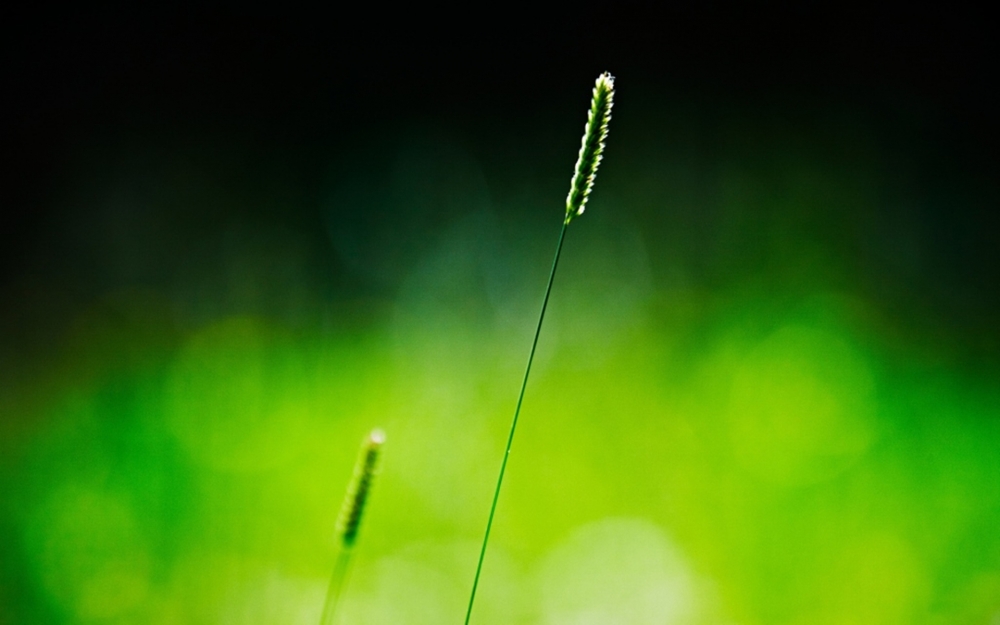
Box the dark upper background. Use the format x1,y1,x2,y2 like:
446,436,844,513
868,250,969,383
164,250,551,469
2,7,998,361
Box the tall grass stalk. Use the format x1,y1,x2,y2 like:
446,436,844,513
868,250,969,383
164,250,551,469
463,72,615,625
320,428,385,625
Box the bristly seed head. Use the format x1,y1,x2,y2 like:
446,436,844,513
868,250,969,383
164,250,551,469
336,429,385,548
565,72,615,223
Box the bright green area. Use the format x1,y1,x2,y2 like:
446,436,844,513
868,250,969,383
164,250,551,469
2,109,999,624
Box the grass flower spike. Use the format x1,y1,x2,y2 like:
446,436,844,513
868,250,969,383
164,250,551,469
320,428,385,625
464,73,616,625
565,72,615,223
336,428,385,547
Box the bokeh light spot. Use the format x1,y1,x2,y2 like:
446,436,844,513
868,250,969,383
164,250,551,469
29,486,150,620
165,316,314,472
537,517,706,625
727,324,876,484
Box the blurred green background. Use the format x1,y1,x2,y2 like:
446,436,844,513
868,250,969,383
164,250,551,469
2,9,999,624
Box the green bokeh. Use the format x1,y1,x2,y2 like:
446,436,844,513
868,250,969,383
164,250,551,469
2,96,999,625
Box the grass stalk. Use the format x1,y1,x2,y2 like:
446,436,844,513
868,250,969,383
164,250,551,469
320,428,385,625
463,72,615,625
319,548,353,625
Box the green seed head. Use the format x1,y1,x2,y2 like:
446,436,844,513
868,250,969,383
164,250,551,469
565,72,615,223
335,428,385,547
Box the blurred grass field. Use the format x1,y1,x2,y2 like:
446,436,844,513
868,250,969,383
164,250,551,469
2,90,999,624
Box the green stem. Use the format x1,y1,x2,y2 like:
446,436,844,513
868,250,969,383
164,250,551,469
463,219,570,625
320,546,353,625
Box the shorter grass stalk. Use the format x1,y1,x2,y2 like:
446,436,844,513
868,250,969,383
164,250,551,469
320,428,385,625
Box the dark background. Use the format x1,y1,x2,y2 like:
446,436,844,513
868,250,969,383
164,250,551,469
4,8,998,302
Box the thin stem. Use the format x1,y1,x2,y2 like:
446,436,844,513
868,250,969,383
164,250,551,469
464,219,570,625
320,547,354,625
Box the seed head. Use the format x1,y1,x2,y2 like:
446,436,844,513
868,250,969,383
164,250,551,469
335,429,385,547
565,72,615,223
